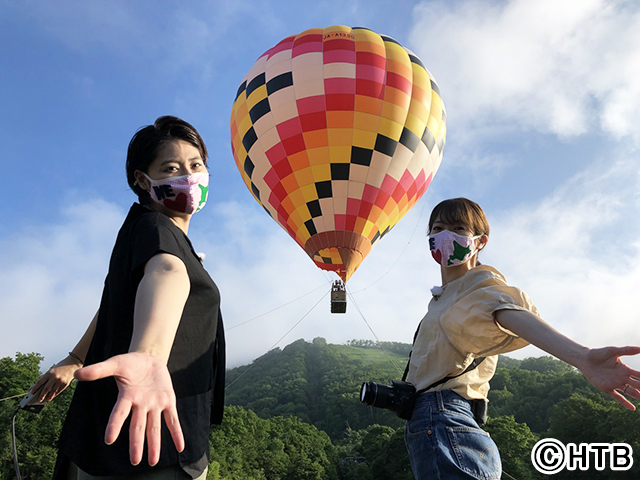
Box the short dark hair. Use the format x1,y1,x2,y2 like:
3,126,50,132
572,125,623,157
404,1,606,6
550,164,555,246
126,116,208,204
428,198,490,237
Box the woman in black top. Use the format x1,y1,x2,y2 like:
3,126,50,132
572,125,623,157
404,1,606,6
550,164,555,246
31,116,225,479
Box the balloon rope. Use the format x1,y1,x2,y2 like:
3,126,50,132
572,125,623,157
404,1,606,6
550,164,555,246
226,282,330,330
0,392,28,403
350,194,431,294
225,288,329,391
347,286,403,376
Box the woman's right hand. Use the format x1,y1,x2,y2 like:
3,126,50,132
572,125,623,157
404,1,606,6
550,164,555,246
30,354,83,402
74,351,184,467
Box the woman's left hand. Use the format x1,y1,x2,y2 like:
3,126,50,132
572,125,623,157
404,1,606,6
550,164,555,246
74,352,185,467
31,355,82,402
578,346,640,411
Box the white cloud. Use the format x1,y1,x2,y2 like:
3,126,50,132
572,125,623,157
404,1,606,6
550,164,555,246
484,149,640,367
4,149,638,374
411,0,640,142
0,199,124,368
1,162,637,392
0,192,429,372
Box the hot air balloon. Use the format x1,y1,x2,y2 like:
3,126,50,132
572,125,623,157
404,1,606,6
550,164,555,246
230,25,446,288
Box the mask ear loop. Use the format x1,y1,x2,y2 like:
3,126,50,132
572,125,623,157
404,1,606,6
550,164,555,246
133,172,153,192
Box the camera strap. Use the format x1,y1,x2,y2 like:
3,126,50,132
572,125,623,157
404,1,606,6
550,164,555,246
401,322,486,391
421,356,486,393
401,321,423,382
402,353,485,388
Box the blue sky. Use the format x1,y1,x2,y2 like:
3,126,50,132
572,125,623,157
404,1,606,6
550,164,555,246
1,0,639,372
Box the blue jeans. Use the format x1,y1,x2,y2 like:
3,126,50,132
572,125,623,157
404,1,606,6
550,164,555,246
404,390,501,480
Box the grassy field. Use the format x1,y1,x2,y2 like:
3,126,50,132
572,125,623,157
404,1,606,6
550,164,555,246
332,344,408,374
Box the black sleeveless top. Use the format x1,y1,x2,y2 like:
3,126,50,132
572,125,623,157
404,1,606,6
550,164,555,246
55,203,225,478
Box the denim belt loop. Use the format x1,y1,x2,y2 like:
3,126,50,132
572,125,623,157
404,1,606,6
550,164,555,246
436,390,445,411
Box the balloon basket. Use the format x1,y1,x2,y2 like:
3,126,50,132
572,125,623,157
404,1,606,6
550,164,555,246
331,280,347,314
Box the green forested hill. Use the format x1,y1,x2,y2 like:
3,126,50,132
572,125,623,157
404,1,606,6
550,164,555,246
223,338,640,479
3,343,640,479
225,338,410,440
224,337,599,440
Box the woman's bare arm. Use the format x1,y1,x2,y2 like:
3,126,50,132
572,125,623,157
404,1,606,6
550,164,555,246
495,309,640,411
31,309,99,402
75,253,189,466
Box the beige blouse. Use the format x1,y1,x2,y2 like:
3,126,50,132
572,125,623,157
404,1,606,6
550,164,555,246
406,265,538,400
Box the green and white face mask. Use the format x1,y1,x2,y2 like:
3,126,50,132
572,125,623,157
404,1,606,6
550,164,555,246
428,230,481,267
144,172,209,214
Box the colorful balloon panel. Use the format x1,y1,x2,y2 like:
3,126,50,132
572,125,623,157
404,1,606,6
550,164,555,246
230,26,446,282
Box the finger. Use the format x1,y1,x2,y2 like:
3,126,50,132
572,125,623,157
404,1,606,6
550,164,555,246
31,380,49,402
622,385,640,401
129,406,147,466
75,357,120,382
163,407,185,453
31,377,46,394
146,410,162,466
49,381,71,402
625,367,640,381
615,346,640,357
45,386,59,403
628,377,640,390
105,398,133,445
612,390,636,411
42,380,62,402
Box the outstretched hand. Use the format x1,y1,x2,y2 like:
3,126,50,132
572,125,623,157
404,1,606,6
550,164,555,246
74,352,184,466
31,355,82,402
578,346,640,411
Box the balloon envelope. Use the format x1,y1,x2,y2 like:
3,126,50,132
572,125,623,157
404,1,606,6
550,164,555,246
230,26,446,282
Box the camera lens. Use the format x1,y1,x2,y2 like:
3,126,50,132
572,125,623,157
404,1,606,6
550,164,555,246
359,380,417,420
360,382,377,404
360,381,395,408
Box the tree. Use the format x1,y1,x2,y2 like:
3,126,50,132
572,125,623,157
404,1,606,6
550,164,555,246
488,361,598,433
519,355,574,375
268,416,338,480
545,393,640,480
208,406,272,479
335,428,370,480
336,425,413,480
208,406,338,480
485,415,538,480
4,345,635,480
0,352,74,480
224,338,406,440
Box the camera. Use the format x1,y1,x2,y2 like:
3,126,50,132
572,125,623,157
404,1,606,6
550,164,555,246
471,398,488,427
18,385,48,414
359,380,416,420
